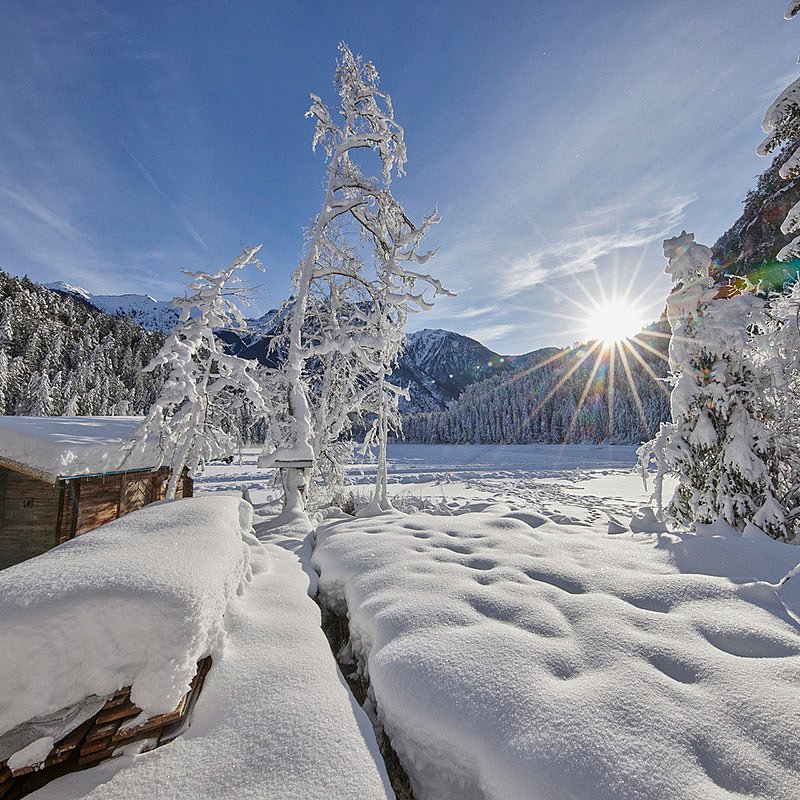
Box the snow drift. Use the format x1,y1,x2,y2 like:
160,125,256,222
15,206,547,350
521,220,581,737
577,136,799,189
27,525,394,800
313,509,800,800
0,496,255,737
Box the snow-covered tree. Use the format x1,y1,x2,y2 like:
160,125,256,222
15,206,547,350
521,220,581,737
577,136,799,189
357,301,407,515
131,246,268,499
638,233,787,539
260,43,452,513
757,280,800,538
759,3,800,260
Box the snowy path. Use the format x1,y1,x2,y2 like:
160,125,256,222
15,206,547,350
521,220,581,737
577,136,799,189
29,521,393,800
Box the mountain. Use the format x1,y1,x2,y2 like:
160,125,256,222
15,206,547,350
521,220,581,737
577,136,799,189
4,270,671,444
395,329,518,412
402,322,671,445
46,281,285,338
45,282,181,333
216,324,526,413
44,282,519,412
712,147,800,289
35,282,628,418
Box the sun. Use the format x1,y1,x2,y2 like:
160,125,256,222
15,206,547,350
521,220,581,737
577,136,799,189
585,300,644,344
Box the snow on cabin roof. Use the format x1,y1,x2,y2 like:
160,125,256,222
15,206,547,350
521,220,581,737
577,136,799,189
0,416,163,484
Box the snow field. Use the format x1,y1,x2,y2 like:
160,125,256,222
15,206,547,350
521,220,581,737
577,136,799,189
313,509,800,800
30,525,394,800
0,495,254,738
340,443,669,525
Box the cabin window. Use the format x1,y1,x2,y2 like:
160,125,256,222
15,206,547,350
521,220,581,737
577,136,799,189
23,498,34,508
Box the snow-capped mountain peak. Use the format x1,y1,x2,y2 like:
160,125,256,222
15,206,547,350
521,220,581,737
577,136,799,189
45,284,181,333
44,281,92,302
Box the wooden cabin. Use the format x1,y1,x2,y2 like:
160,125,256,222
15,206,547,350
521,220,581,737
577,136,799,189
0,416,192,570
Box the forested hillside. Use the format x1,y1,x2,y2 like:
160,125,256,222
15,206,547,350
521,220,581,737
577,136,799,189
402,325,671,445
712,146,800,287
0,271,165,416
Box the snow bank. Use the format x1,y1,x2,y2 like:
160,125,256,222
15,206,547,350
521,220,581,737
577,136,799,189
29,532,393,800
0,496,254,737
0,416,163,482
313,510,800,800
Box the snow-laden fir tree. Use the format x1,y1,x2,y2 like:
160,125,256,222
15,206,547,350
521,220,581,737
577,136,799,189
757,281,800,539
259,43,452,514
638,232,787,539
131,246,268,499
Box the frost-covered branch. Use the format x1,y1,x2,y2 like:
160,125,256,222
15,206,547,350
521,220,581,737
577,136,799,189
132,246,269,499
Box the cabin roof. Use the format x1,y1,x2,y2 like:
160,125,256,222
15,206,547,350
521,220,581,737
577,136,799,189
0,417,164,484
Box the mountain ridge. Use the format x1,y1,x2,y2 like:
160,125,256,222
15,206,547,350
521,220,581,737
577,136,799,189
45,281,182,333
44,281,561,413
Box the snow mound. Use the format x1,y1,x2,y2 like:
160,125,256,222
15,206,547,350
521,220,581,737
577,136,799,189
28,530,392,800
313,510,800,800
0,496,255,737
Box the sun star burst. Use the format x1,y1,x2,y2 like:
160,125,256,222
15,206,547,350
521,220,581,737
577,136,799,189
585,300,645,345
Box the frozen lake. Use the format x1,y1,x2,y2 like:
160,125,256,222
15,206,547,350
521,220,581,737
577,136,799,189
344,443,652,525
381,443,639,474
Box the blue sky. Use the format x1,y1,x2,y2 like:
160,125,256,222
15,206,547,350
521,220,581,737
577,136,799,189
1,1,797,353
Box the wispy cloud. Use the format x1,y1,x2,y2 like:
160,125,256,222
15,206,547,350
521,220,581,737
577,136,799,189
466,323,521,344
446,304,501,320
0,184,86,244
121,141,209,250
497,195,695,298
128,50,163,62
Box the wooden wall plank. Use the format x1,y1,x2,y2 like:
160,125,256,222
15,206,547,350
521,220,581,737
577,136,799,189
1,465,192,569
0,469,7,533
0,472,60,569
76,475,122,536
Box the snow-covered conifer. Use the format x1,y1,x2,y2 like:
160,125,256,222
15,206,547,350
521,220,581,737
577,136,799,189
0,351,8,415
756,280,800,538
759,5,800,259
638,233,787,539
